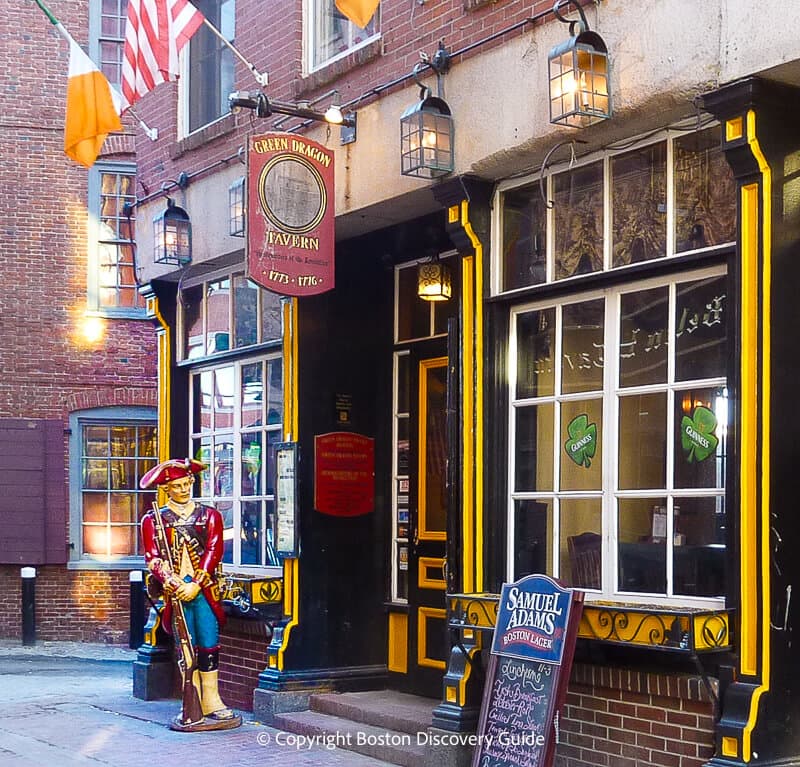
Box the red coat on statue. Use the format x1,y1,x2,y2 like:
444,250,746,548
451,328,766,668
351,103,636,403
141,503,227,631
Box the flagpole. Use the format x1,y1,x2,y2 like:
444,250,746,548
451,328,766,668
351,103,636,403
31,0,158,141
202,17,268,87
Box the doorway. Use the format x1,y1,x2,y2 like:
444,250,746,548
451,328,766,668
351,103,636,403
405,341,449,697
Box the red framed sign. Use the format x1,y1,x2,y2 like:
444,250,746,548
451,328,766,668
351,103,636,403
247,133,335,296
314,432,375,517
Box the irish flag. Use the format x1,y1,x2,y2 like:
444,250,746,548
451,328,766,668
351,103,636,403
63,30,123,168
335,0,379,29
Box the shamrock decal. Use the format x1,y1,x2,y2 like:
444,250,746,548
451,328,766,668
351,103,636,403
565,414,597,468
681,405,718,463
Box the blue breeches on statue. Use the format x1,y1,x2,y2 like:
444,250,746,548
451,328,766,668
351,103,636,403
181,575,219,649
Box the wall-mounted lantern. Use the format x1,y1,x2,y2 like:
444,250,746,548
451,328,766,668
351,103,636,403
229,176,245,237
400,44,454,179
548,0,611,127
417,255,452,301
153,198,192,266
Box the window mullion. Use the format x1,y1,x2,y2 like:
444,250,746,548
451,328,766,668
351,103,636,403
604,290,619,595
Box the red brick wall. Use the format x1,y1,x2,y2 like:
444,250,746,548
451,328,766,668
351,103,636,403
1,2,156,642
0,566,133,643
218,620,271,711
556,663,716,767
134,0,561,190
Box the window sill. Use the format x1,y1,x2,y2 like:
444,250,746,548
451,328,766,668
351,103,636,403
172,113,237,159
68,557,145,571
86,308,149,321
298,37,382,96
448,592,732,654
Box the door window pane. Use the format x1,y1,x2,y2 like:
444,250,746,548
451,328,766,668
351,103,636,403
553,160,603,280
611,141,667,267
618,392,667,490
561,299,604,394
619,287,669,387
560,399,602,491
516,308,555,399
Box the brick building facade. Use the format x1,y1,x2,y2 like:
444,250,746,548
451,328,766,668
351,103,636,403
94,0,800,765
0,0,157,643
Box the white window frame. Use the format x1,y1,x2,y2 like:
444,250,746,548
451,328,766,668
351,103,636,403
304,0,380,74
89,0,127,88
491,121,736,297
189,354,283,575
87,162,144,318
507,264,727,609
179,0,236,138
68,406,157,569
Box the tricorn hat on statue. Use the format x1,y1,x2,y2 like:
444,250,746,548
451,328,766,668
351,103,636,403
139,458,207,489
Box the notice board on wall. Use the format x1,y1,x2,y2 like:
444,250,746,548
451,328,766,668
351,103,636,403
471,575,584,767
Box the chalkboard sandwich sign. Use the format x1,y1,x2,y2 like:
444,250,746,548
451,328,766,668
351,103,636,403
472,574,584,767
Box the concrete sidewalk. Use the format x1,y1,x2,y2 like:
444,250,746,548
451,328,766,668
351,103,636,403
0,641,394,767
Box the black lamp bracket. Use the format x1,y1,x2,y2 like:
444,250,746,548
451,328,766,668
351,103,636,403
412,42,452,100
539,138,588,209
553,0,590,35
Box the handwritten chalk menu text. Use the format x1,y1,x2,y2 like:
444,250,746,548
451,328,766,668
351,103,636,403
472,575,583,767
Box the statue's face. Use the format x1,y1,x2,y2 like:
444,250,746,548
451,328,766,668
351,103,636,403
165,476,194,504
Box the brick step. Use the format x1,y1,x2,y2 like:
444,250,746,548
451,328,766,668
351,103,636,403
309,690,437,736
272,709,427,767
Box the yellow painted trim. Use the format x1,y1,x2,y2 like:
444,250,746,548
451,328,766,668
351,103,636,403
448,204,460,224
388,612,408,673
726,117,744,142
151,297,171,462
461,255,475,592
417,607,448,669
277,298,300,671
461,200,484,592
740,108,772,764
418,556,447,590
739,182,759,676
722,736,739,758
418,356,448,542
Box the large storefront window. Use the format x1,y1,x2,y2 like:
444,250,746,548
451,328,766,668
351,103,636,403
190,355,283,569
497,124,736,293
509,268,727,605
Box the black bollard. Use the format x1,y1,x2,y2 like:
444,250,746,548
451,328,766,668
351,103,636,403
21,567,36,646
129,570,145,649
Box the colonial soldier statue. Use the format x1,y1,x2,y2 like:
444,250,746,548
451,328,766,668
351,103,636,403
140,458,241,731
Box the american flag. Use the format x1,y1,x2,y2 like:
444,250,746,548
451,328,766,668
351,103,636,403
120,0,205,111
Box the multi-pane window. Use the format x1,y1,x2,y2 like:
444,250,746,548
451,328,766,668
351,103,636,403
509,267,727,605
187,0,235,133
89,165,143,313
497,125,736,293
190,356,283,568
307,0,379,72
180,271,283,361
92,0,128,87
77,417,157,560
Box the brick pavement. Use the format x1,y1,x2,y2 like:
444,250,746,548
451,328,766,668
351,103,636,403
0,642,393,767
